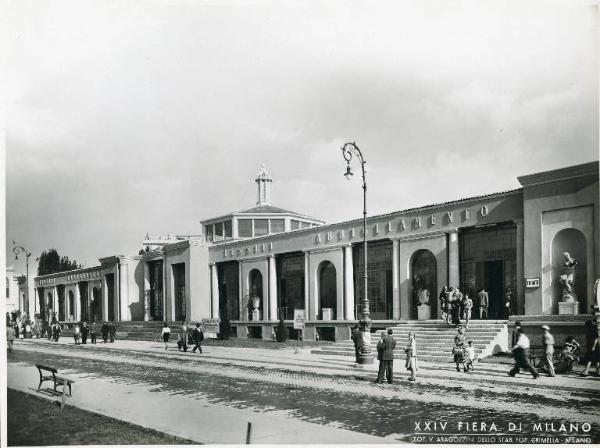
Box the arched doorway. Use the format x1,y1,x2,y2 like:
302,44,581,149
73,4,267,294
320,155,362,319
68,290,74,321
79,283,89,321
318,261,337,320
552,228,587,313
248,269,263,320
411,249,437,319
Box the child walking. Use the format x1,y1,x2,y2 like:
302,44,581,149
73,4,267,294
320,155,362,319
405,332,417,381
161,322,171,350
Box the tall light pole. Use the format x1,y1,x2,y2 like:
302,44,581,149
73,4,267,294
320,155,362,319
13,242,32,316
341,142,373,364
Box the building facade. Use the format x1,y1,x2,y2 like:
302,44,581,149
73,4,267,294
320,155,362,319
30,161,599,341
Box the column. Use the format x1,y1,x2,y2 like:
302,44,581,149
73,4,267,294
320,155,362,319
238,262,244,320
515,219,524,315
268,256,277,321
392,238,400,319
304,251,310,318
211,264,220,319
52,286,58,320
447,230,459,287
344,245,355,320
119,260,130,321
74,285,81,321
143,262,151,321
102,275,109,321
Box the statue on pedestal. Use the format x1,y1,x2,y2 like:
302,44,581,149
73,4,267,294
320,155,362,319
559,252,578,303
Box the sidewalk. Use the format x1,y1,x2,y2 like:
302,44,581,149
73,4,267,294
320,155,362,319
14,338,600,395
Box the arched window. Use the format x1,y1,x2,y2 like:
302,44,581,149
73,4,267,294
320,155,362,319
552,228,587,313
318,261,337,320
411,249,437,319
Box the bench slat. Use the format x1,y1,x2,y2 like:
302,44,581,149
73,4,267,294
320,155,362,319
35,364,58,373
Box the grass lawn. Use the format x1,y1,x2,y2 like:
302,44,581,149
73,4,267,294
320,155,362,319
7,388,195,446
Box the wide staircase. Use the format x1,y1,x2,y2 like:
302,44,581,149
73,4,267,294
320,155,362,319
59,321,183,341
311,320,508,363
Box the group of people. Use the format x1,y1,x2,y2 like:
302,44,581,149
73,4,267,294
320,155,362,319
439,286,475,327
71,321,117,344
439,286,515,327
507,320,600,379
161,321,205,353
452,327,478,372
351,325,417,383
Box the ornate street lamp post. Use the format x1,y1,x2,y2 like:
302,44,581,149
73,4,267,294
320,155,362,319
12,242,32,315
341,142,374,364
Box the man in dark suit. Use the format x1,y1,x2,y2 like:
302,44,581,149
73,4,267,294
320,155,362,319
351,325,362,364
477,288,489,319
382,328,397,383
192,323,204,353
101,322,109,343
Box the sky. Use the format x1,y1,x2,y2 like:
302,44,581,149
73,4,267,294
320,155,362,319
2,0,598,273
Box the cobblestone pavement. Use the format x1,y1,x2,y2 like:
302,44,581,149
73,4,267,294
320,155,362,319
7,340,600,444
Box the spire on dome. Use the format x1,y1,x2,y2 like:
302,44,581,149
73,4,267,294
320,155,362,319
255,164,272,206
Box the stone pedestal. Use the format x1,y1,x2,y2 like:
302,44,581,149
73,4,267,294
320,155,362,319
252,310,261,321
335,325,351,342
261,325,275,341
302,326,316,341
322,308,334,321
417,305,431,320
558,301,579,315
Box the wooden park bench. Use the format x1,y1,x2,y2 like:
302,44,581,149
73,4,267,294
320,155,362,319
35,363,75,409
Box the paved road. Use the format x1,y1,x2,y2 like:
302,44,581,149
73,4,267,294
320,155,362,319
7,341,600,444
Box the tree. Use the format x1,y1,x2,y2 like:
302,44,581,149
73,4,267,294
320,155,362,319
37,249,82,276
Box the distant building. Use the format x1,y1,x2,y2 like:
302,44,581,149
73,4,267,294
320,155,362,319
201,165,324,243
31,161,599,342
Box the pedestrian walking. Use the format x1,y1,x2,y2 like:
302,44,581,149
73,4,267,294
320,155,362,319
462,294,473,329
405,332,417,381
81,322,89,344
540,325,555,377
109,322,117,343
581,320,600,376
90,322,98,344
7,324,15,352
101,322,109,343
511,321,522,347
161,322,171,349
453,327,466,372
509,328,539,378
382,328,396,384
192,323,204,353
14,321,20,339
52,322,61,342
178,321,188,352
464,341,478,371
351,324,362,363
477,288,489,320
374,332,386,383
73,324,81,345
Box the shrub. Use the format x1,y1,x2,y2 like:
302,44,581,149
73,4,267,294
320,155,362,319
275,319,288,342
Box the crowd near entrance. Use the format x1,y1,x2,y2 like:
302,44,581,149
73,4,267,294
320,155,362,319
459,223,517,319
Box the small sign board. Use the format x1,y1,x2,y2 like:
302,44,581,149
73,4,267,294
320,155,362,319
525,277,540,288
201,318,220,339
293,309,305,330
